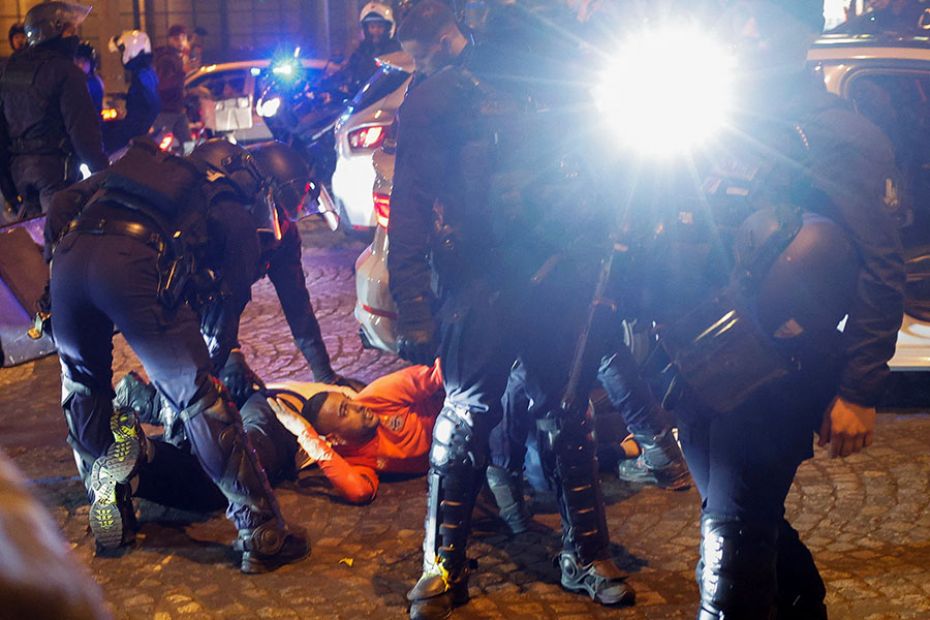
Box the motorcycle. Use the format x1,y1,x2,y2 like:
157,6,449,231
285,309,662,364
255,52,352,185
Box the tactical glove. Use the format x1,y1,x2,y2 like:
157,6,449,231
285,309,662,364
219,349,266,407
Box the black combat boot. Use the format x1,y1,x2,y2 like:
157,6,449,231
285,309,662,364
89,407,148,550
617,428,691,490
697,514,779,620
485,465,531,534
238,521,311,574
541,407,635,606
407,407,484,620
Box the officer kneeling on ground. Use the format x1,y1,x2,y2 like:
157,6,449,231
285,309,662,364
0,2,108,221
45,137,309,574
638,2,906,617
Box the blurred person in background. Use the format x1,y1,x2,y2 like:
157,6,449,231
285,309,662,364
103,30,160,154
7,22,26,55
338,2,402,95
75,41,104,114
152,24,190,144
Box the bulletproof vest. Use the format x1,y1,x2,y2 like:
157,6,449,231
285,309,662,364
0,45,71,155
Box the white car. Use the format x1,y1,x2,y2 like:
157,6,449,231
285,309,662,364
332,51,413,236
185,59,328,145
355,146,398,352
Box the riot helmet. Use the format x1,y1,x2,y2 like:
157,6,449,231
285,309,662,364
24,1,92,46
188,139,283,242
248,142,315,222
8,22,26,52
360,2,396,39
108,30,151,65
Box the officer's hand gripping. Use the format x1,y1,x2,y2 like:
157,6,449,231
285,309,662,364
219,349,266,406
817,396,876,458
395,320,438,367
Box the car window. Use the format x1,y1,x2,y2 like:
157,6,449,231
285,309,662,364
189,69,250,99
847,69,930,246
348,65,411,114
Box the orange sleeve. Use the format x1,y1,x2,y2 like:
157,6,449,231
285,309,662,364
317,454,379,505
356,361,444,409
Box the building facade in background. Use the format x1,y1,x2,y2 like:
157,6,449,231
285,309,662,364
1,0,364,94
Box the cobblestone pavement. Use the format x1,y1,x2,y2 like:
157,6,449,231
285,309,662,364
3,224,930,619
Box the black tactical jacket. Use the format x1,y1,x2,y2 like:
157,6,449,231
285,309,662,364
0,36,107,172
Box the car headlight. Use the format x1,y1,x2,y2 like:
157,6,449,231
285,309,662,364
593,25,735,158
257,96,282,118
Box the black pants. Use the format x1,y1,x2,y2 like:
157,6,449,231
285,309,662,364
489,335,667,482
677,369,836,613
136,392,299,512
10,154,74,219
51,232,275,529
438,261,600,456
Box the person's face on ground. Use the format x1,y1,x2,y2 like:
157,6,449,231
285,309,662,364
316,392,379,445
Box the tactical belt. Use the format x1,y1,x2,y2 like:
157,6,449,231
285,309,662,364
66,216,167,254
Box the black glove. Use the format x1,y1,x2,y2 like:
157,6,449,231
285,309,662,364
219,349,266,408
396,322,438,367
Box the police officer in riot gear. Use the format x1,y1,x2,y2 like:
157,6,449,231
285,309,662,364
247,142,366,393
389,3,634,617
636,2,905,617
45,137,309,573
0,2,107,221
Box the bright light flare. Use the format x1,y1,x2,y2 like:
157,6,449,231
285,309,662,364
594,26,735,158
79,163,91,180
257,96,282,118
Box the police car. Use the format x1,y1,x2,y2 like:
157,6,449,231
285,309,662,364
355,33,930,374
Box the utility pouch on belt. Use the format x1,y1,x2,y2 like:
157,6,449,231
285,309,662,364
660,286,792,414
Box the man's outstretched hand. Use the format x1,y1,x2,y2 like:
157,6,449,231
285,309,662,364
818,396,876,458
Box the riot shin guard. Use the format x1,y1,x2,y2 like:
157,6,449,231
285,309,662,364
408,405,485,620
538,404,635,606
180,379,309,573
697,514,778,620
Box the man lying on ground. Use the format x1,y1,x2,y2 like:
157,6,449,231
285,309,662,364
113,362,444,509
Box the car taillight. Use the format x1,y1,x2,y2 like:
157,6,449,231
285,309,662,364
348,125,387,152
101,107,118,121
373,192,391,229
158,133,175,152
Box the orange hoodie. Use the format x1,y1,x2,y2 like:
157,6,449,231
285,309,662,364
270,362,443,503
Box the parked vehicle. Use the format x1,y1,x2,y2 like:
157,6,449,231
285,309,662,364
332,51,413,235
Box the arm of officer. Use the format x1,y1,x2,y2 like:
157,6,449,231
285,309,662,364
206,200,260,370
808,111,906,457
387,93,445,333
43,173,106,261
60,64,108,173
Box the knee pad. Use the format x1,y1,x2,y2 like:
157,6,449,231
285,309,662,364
699,514,778,619
430,404,486,474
